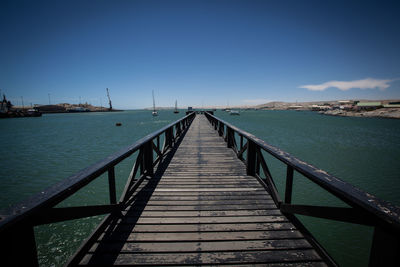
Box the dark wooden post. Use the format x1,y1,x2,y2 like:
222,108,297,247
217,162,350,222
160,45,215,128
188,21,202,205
1,223,39,266
108,167,117,204
139,147,144,174
256,152,260,175
176,123,181,136
218,122,224,136
227,128,234,148
285,166,294,204
246,140,257,176
143,141,154,176
369,226,400,266
165,128,173,149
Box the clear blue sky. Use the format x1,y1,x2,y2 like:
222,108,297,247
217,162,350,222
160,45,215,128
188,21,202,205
1,0,400,109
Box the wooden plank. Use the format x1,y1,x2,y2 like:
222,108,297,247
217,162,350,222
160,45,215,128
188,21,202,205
136,200,275,205
147,192,271,198
105,222,296,232
127,209,282,217
157,181,261,185
154,184,260,188
128,204,279,211
152,188,262,192
120,216,287,224
99,230,304,242
80,249,323,265
147,195,273,201
89,239,313,253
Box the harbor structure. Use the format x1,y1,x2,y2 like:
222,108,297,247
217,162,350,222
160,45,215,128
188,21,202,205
106,88,112,111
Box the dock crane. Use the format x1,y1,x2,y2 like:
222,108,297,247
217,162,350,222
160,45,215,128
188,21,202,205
106,88,112,111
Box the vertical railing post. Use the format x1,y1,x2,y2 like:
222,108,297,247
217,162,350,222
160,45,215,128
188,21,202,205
369,226,399,266
143,141,154,176
165,128,173,149
2,223,39,266
246,140,257,176
218,122,223,136
177,122,182,136
285,166,294,204
256,151,260,175
227,127,234,148
108,167,117,204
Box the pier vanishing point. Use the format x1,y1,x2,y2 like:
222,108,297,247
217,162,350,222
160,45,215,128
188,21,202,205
1,112,400,266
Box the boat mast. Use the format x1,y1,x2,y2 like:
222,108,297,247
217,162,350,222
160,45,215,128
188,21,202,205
175,100,177,111
106,88,112,111
152,90,156,112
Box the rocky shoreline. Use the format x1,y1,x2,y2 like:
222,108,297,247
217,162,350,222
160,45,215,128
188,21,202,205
320,108,400,119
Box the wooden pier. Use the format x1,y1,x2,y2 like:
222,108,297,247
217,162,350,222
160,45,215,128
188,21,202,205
1,112,399,266
72,115,326,265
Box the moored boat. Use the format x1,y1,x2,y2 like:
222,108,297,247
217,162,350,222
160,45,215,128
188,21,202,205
174,100,179,114
152,90,158,116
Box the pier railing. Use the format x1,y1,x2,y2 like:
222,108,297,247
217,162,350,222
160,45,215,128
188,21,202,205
205,112,400,266
0,112,195,266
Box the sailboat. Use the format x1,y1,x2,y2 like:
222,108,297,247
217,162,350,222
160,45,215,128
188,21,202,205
225,100,231,112
174,100,179,114
152,90,158,116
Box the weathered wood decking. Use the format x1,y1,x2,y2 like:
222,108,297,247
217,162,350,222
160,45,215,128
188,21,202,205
76,115,327,266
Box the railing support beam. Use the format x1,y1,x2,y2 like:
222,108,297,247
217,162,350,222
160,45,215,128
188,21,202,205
1,223,38,267
218,122,224,136
246,140,257,176
369,226,400,266
143,141,154,176
285,166,294,204
227,128,234,148
108,167,117,204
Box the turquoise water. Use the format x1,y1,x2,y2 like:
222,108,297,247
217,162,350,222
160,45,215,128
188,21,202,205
0,110,399,266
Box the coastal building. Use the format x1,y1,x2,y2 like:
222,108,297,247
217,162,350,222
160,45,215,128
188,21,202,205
288,105,303,110
356,102,382,111
311,105,331,111
340,104,354,111
1,96,10,113
383,103,400,108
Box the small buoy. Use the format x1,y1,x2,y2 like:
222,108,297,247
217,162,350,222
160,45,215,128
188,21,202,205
116,122,122,126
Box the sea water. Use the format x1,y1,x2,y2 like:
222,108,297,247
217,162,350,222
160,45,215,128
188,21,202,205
0,110,399,266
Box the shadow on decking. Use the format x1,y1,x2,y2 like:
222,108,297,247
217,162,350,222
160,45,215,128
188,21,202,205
87,125,190,265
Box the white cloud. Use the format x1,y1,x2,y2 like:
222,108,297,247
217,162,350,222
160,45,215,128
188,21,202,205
243,99,271,104
299,78,393,91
